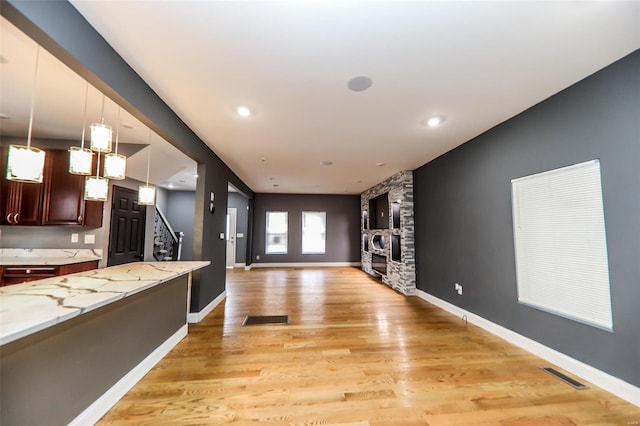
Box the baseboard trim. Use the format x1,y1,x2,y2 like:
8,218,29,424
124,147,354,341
69,324,188,425
187,291,226,323
250,262,362,268
415,290,640,407
234,262,246,268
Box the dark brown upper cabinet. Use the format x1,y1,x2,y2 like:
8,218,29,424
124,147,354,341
1,148,103,227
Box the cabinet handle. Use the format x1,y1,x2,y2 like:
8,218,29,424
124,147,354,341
78,215,83,223
6,213,12,224
13,213,19,223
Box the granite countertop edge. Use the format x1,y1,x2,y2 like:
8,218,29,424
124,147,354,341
0,261,210,346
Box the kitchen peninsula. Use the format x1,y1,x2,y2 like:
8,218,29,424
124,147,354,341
0,260,209,426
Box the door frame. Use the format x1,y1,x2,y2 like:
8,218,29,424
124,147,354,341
226,207,237,268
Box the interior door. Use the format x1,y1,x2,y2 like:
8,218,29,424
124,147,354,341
226,207,237,268
108,185,146,266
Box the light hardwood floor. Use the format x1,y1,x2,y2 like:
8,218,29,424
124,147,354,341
99,267,640,425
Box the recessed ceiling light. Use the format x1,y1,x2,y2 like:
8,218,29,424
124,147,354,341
259,157,266,163
273,184,279,188
347,76,373,92
426,116,444,127
320,160,333,166
0,113,10,119
237,106,251,117
376,162,385,167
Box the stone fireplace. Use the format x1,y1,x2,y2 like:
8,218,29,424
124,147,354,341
361,170,416,296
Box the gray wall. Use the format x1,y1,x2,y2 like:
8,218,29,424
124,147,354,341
228,192,249,264
413,50,640,387
252,194,361,263
2,1,255,313
163,190,196,261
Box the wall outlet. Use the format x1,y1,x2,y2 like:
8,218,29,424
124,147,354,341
84,234,95,244
256,255,260,260
71,233,79,243
455,283,463,295
219,232,225,240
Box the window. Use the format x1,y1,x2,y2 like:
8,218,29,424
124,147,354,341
511,160,612,330
302,211,326,254
265,211,288,254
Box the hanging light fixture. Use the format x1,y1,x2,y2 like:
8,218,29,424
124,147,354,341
69,82,93,175
6,46,45,183
90,94,112,153
103,107,126,179
84,151,109,201
138,135,155,205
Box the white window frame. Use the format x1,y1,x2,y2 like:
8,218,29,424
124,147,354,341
265,211,288,254
302,211,326,254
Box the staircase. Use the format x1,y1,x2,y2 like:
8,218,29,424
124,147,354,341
153,207,183,261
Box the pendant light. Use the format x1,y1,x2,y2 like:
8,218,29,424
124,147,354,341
103,107,126,180
6,46,45,183
90,95,112,153
69,82,93,175
138,135,155,206
84,151,109,201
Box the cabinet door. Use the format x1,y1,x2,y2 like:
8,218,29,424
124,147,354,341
41,150,85,225
0,147,43,226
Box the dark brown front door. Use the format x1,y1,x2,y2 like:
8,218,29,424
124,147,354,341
108,186,146,266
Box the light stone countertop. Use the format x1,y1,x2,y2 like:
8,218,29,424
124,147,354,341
0,248,103,266
0,261,210,345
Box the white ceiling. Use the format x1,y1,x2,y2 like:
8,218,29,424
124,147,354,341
10,2,640,195
0,17,197,191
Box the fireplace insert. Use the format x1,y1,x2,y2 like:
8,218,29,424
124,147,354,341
371,253,387,275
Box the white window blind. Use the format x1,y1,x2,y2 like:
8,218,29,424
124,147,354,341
511,160,613,330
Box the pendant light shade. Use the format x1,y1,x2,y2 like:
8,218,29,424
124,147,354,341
138,137,155,205
68,146,93,175
84,151,109,201
138,184,156,205
103,107,126,179
90,122,112,153
103,153,126,180
6,46,45,183
90,95,112,153
69,82,93,175
6,145,45,183
84,175,109,201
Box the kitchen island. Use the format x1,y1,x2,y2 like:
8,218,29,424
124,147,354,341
0,261,210,426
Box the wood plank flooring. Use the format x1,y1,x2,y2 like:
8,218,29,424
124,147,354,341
98,267,640,425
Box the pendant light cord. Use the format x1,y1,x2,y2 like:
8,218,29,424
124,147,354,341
80,82,88,148
26,46,40,149
114,107,120,154
100,94,106,125
145,143,151,186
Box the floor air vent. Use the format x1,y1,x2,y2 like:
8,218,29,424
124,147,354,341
243,315,289,326
540,367,589,389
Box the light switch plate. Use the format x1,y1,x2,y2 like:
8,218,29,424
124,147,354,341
84,234,95,244
237,233,244,238
71,233,79,243
219,232,225,240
